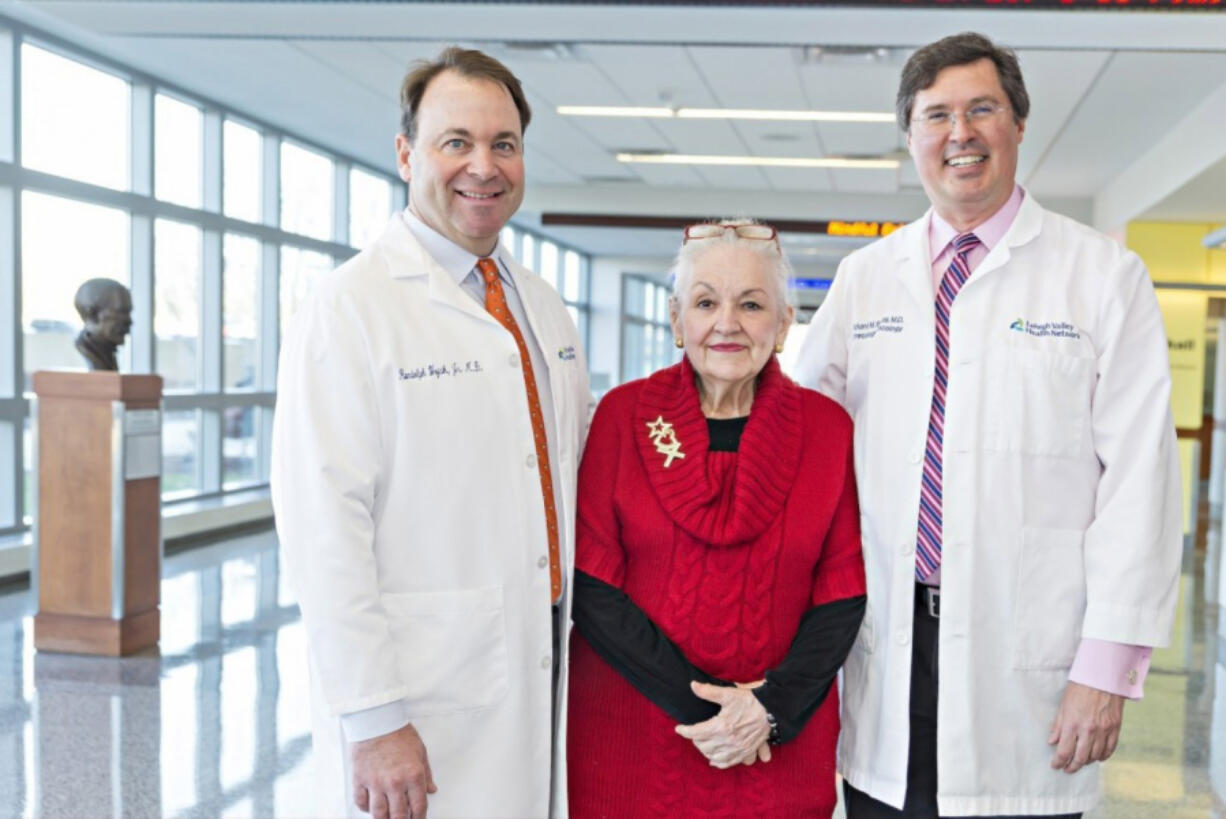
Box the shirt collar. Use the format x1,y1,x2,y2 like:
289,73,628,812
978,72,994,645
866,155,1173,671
400,206,515,289
929,184,1024,262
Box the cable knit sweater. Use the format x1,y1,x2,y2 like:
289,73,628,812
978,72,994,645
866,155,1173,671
567,356,866,818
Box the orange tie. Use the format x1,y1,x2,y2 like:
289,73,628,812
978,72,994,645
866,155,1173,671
477,258,561,602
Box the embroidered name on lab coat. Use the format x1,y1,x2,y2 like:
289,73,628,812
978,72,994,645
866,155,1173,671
398,361,484,381
852,315,905,340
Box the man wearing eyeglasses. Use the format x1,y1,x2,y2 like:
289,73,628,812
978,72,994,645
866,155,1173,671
795,32,1180,819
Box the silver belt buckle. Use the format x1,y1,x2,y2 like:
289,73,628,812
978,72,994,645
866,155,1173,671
925,586,940,618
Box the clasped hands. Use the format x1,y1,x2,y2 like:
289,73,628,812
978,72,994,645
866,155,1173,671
674,680,773,768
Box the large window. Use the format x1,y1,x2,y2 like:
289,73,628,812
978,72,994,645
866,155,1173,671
349,167,392,250
224,119,262,222
620,275,676,383
502,226,591,350
280,141,333,241
20,43,129,190
154,219,202,391
279,246,333,342
155,93,203,208
21,191,130,389
223,234,261,391
0,21,404,538
0,21,595,541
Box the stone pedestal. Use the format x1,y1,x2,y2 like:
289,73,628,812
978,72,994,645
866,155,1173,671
32,371,163,656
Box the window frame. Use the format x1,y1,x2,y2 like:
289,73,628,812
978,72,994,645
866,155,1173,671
0,17,400,536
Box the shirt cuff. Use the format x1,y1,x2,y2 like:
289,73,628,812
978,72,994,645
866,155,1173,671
1067,638,1152,700
340,699,412,743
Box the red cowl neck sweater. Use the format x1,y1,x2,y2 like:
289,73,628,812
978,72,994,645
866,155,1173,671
567,356,866,818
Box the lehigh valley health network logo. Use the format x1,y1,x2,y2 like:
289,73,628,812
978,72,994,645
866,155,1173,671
1007,317,1081,339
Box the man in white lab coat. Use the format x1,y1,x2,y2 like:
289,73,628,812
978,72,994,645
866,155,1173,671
795,32,1181,818
271,48,589,819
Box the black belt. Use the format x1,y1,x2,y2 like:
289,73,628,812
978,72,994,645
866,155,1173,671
915,583,940,619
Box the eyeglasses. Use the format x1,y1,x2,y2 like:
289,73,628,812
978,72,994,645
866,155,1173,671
683,222,780,250
910,103,1010,135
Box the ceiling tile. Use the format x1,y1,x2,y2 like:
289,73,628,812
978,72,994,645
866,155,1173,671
583,44,716,108
761,167,834,193
1028,51,1226,197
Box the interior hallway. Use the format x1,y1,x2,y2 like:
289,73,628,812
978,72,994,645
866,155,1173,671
0,526,1220,818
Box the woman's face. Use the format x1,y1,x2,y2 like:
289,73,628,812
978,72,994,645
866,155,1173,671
670,244,792,399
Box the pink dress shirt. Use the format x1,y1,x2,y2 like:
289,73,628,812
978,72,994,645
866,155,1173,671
926,185,1151,700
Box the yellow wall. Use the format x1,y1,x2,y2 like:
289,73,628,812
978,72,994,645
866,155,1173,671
1127,222,1223,429
1127,221,1226,284
1156,291,1208,429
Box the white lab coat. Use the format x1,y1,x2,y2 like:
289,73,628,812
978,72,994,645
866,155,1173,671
795,193,1181,816
271,215,590,818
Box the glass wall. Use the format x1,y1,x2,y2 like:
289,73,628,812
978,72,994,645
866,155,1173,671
501,227,591,350
620,274,676,383
0,23,408,537
0,21,593,540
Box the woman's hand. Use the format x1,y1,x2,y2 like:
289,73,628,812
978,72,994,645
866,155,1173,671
675,681,772,768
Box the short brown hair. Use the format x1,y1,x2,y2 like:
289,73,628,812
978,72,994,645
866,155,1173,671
896,32,1030,132
399,47,532,142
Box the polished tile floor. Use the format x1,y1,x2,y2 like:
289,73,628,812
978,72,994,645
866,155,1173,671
0,526,1221,818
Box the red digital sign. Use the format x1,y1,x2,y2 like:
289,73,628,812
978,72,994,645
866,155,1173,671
854,0,1221,6
632,0,1224,7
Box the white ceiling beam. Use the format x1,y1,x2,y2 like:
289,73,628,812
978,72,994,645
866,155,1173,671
1093,76,1226,233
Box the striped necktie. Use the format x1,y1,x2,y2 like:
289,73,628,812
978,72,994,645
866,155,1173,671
916,232,981,582
477,258,562,602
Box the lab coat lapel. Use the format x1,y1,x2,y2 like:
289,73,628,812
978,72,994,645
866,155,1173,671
378,214,500,326
504,260,554,377
893,213,939,317
962,191,1044,287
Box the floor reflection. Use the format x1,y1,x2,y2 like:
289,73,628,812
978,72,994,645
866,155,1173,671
0,529,317,818
0,526,1220,817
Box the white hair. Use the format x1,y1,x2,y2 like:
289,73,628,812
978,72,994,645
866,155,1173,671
669,218,794,317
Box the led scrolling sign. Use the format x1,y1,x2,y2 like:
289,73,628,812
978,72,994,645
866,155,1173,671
828,0,1220,6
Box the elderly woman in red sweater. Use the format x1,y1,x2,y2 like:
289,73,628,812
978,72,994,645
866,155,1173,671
567,219,867,818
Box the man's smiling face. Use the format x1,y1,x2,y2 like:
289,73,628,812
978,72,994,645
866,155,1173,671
397,69,525,256
907,58,1025,231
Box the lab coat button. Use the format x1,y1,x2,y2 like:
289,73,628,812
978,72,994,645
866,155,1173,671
537,556,548,569
895,629,910,646
908,450,922,464
526,453,537,469
509,353,520,368
900,542,914,557
541,654,552,669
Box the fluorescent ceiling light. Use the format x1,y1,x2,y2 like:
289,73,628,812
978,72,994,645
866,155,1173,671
1204,225,1226,249
558,105,675,118
617,152,899,170
558,105,895,124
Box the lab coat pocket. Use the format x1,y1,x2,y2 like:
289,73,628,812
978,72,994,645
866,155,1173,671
384,585,511,717
984,347,1092,458
1012,527,1086,670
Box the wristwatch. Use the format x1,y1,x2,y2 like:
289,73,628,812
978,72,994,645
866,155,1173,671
764,709,781,745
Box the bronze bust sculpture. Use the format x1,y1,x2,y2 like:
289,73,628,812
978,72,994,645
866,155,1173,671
73,278,133,371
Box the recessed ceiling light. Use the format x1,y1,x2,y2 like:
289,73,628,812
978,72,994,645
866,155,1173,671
616,152,898,170
558,105,895,124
